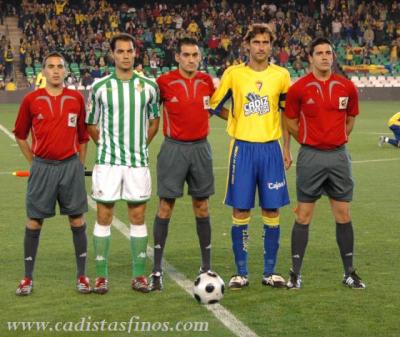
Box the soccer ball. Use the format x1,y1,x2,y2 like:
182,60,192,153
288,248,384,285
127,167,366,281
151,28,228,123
193,271,225,304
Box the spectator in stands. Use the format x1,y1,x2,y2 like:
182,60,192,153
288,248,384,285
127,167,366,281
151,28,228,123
4,45,13,79
90,65,102,79
390,40,398,64
81,70,94,88
278,46,289,66
0,63,5,79
363,25,375,47
292,55,305,72
345,45,354,65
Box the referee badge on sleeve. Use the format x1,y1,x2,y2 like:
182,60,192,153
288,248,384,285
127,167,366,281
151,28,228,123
203,96,211,109
68,113,78,127
339,97,349,110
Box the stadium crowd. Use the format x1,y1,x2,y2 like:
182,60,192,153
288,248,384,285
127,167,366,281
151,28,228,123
0,0,400,88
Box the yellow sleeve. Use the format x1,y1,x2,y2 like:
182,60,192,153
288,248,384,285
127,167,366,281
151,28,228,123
388,112,400,127
209,68,232,115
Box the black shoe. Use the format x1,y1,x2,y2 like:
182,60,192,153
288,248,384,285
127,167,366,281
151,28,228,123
149,272,163,291
286,269,302,290
343,270,366,289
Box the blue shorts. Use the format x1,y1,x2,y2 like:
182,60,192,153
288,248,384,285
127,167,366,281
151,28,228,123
224,139,290,210
390,125,400,140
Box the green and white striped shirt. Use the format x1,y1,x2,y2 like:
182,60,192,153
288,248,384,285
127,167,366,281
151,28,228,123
86,73,160,167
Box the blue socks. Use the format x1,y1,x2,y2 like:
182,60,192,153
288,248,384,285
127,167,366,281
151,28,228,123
231,216,250,276
263,216,280,276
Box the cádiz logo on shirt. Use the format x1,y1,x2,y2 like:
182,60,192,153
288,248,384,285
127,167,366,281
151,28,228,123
244,93,270,116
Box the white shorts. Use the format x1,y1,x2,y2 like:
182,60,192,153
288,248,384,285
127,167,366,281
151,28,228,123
91,164,151,203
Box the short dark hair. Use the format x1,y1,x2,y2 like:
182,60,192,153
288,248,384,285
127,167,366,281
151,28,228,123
308,37,333,56
243,23,275,43
176,37,199,54
110,33,135,51
42,51,65,68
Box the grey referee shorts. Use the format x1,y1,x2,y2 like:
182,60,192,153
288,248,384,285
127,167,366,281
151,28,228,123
157,137,215,199
26,155,88,219
296,145,354,202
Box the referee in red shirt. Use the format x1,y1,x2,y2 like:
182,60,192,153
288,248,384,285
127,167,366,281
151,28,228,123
149,37,215,291
13,52,90,295
284,38,365,289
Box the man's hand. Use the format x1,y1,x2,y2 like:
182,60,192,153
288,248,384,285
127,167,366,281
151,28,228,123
283,147,293,170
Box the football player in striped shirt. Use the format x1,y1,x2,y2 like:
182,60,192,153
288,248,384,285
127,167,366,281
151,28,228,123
210,23,292,289
86,33,160,294
378,112,400,147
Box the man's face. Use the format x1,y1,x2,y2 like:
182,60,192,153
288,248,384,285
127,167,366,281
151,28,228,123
247,33,272,64
43,56,66,86
175,44,201,74
112,39,135,71
309,43,333,73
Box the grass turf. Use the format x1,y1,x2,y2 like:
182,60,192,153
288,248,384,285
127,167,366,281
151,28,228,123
0,101,399,337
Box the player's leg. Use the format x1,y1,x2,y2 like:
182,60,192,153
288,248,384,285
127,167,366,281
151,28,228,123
58,155,90,293
187,139,214,274
287,145,325,289
123,166,152,293
257,141,289,287
93,203,113,294
91,164,122,294
17,157,58,296
69,214,90,293
151,138,189,290
330,199,365,289
150,198,175,291
225,140,256,289
287,202,316,289
326,147,365,289
260,208,285,287
229,208,251,289
192,198,211,273
127,202,150,293
16,218,43,296
388,125,400,147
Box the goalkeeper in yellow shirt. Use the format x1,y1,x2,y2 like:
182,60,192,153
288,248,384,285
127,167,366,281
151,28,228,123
379,112,400,148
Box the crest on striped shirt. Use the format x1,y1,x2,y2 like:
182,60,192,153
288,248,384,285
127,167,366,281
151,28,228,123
135,82,144,92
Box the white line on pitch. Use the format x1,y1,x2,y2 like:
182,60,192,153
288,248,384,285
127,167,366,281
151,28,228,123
0,122,260,337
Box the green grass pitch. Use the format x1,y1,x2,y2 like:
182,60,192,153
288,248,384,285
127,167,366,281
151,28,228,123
0,101,399,337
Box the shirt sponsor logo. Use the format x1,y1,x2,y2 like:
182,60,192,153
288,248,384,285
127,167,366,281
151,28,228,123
267,180,286,190
203,96,211,109
339,97,349,109
244,93,270,116
68,113,77,127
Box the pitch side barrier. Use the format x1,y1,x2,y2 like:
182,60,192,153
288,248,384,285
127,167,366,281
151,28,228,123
1,87,400,104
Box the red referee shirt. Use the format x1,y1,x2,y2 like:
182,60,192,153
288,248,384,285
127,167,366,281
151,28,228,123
285,73,359,149
13,88,89,160
157,69,215,141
